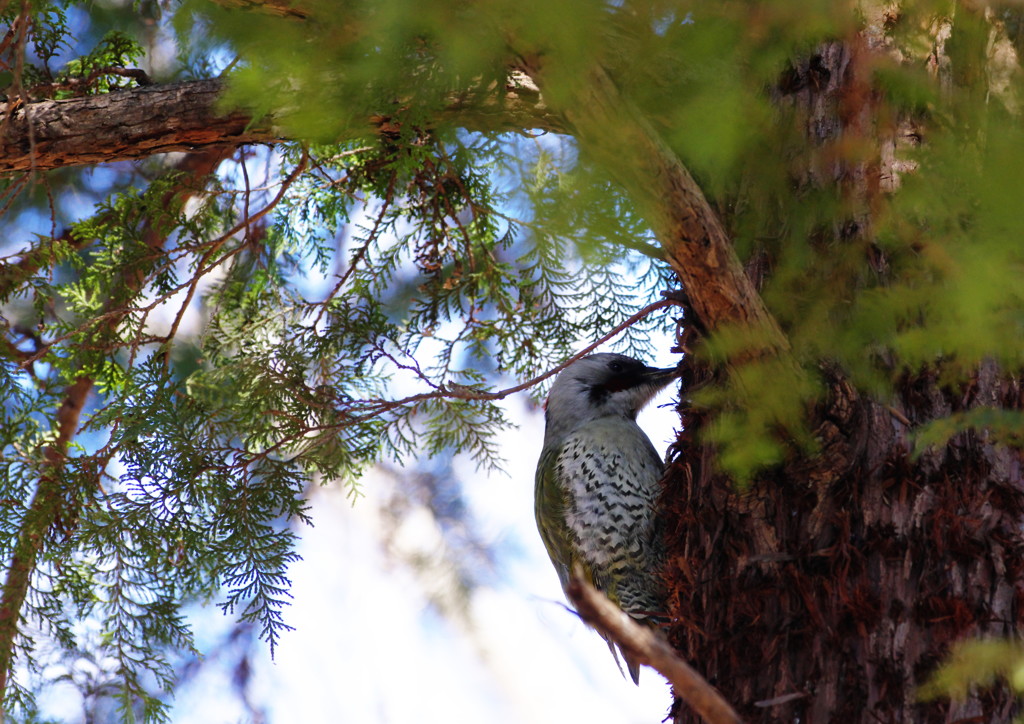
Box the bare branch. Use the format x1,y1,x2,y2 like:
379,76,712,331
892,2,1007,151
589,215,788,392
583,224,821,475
565,573,745,724
212,0,311,19
190,297,686,470
26,66,153,97
0,79,272,174
440,296,684,401
0,73,562,175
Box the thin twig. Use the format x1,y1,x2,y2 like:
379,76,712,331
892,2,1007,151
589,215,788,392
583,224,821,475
311,185,393,329
342,296,681,411
0,227,92,301
26,66,152,97
12,152,308,371
234,296,684,466
0,173,29,220
885,404,912,428
14,1,35,174
443,296,682,401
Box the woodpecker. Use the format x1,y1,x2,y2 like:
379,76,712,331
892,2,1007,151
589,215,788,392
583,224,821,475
534,352,679,684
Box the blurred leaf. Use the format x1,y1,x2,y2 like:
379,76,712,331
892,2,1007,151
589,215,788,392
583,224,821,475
913,408,1024,455
920,639,1024,710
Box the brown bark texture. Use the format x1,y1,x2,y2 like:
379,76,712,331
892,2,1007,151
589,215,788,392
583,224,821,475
0,80,272,173
660,43,1024,724
0,73,561,175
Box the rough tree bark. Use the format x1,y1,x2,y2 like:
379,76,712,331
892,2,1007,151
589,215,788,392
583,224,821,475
0,80,270,173
0,74,560,174
660,37,1024,724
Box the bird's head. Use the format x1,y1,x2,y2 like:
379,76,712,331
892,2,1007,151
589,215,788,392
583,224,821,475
543,353,680,445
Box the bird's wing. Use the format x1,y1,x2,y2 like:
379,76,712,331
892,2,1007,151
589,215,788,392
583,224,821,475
534,445,596,593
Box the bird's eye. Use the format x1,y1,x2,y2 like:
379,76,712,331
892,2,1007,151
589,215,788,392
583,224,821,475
608,361,623,372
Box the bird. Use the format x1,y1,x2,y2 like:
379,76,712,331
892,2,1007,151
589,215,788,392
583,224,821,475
534,352,680,684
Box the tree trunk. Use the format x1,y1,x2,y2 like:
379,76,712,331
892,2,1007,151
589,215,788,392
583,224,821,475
661,38,1024,724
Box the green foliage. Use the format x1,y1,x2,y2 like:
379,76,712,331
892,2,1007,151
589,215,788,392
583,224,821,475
611,2,1024,476
0,1,70,76
920,639,1024,721
1,2,150,100
54,30,145,97
914,408,1024,453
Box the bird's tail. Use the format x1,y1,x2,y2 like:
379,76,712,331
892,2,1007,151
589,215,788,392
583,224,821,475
604,640,642,685
603,611,667,685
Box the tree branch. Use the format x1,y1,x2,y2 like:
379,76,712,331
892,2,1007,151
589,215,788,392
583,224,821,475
0,377,92,699
0,228,87,299
566,573,745,724
0,0,783,354
213,0,310,19
439,295,684,401
0,79,270,174
519,61,788,351
0,73,562,175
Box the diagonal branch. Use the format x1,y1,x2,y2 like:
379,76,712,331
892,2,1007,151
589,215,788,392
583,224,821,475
213,0,311,19
0,377,92,697
0,146,233,701
518,60,788,351
0,228,88,300
566,573,745,724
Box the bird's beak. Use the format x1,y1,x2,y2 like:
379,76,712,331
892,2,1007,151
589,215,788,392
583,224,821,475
643,364,683,386
627,363,682,411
